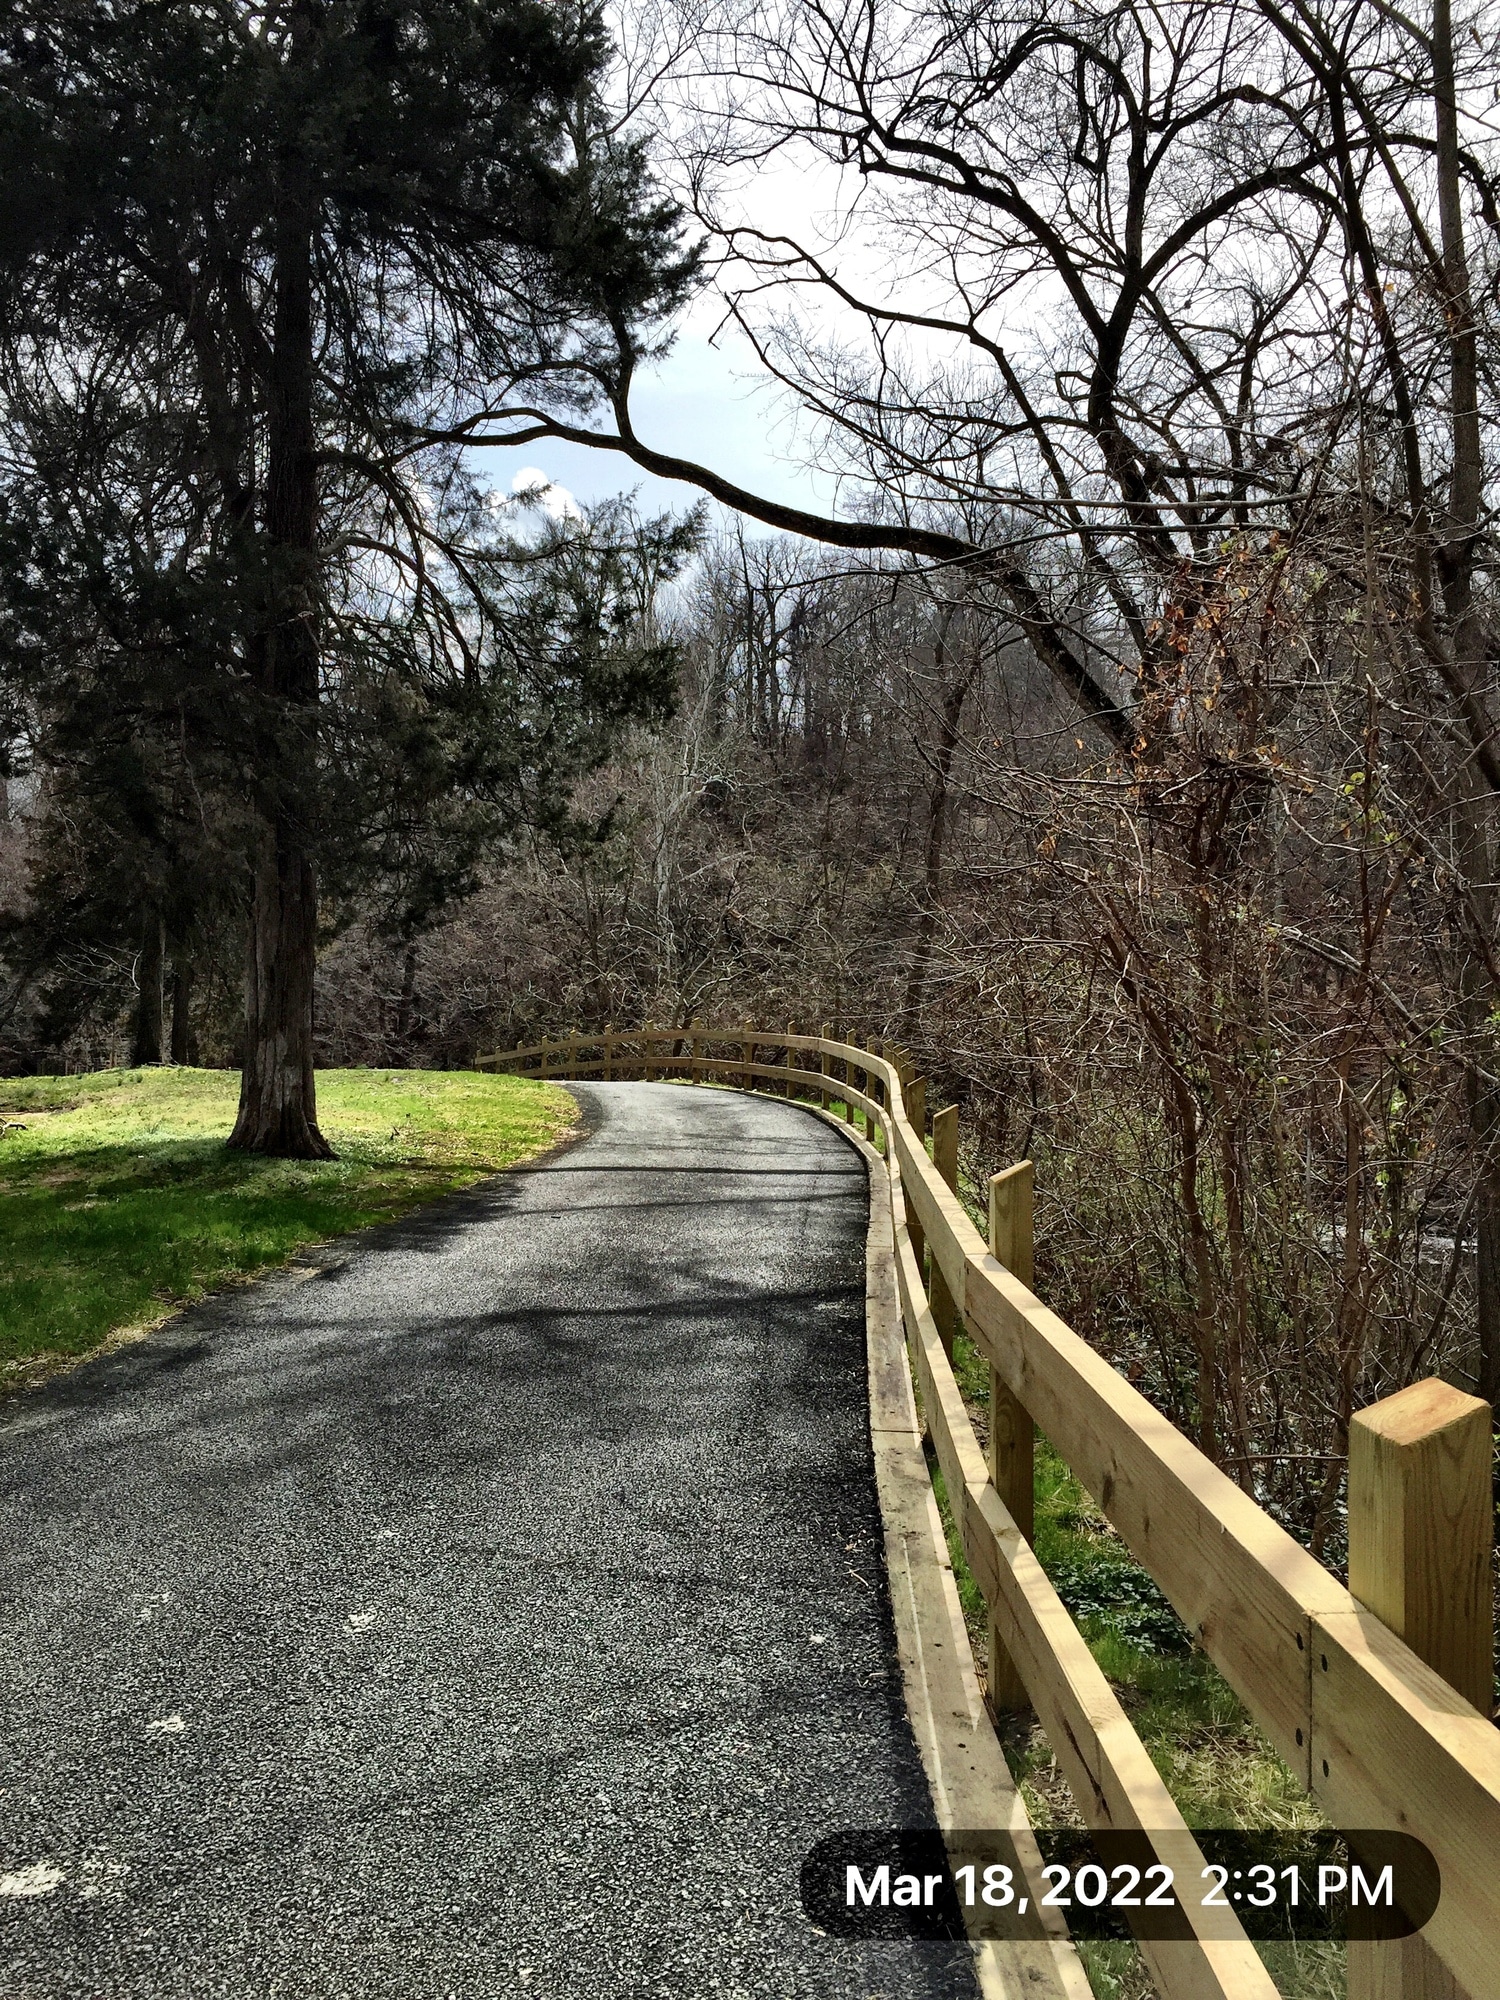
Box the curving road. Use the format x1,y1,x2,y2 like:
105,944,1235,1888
0,1082,977,2000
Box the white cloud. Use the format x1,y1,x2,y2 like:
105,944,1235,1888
510,467,583,521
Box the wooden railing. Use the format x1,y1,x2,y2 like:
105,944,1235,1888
482,1026,1499,1999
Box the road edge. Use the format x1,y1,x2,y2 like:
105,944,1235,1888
0,1089,589,1416
799,1102,1092,2000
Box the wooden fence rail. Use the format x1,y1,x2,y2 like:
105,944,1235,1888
481,1027,1499,1999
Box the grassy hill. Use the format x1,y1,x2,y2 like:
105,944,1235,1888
0,1066,576,1393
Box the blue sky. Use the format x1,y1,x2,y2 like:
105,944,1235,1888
468,327,842,528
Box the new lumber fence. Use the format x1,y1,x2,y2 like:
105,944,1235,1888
481,1026,1499,2000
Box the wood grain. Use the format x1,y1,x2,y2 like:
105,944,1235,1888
987,1163,1035,1716
898,1207,1280,2000
1349,1380,1493,1713
1346,1380,1493,2000
931,1104,959,1358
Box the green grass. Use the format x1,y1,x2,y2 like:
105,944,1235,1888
0,1066,576,1383
801,1094,884,1152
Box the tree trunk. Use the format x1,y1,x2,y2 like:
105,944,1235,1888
227,124,333,1160
1473,1087,1500,1405
170,958,195,1067
393,941,418,1060
901,605,973,1037
131,907,166,1066
233,828,330,1153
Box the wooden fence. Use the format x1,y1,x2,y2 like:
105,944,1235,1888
482,1026,1498,2000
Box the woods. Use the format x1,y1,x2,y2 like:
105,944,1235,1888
4,0,1500,1540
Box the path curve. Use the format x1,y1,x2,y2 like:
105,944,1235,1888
0,1082,976,2000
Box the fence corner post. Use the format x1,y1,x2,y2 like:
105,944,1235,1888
986,1161,1035,1718
1347,1375,1493,2000
1348,1376,1493,1711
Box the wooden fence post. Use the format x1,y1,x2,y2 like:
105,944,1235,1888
820,1022,831,1105
987,1161,1036,1716
904,1075,927,1274
903,1070,925,1132
540,1034,552,1079
742,1029,753,1091
1346,1377,1493,2000
691,1018,703,1084
603,1024,614,1081
785,1023,795,1097
1349,1376,1493,1710
931,1104,959,1359
566,1030,578,1080
843,1035,856,1124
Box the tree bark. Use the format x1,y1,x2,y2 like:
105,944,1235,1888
233,826,329,1153
131,907,166,1066
227,110,333,1160
393,941,418,1060
901,603,973,1036
170,958,195,1067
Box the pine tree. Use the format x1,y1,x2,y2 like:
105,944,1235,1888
0,0,696,1151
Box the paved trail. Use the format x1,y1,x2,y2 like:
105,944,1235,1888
0,1084,976,2000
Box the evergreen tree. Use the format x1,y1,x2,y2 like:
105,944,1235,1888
0,0,696,1150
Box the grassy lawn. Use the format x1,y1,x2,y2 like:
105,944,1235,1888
0,1066,577,1388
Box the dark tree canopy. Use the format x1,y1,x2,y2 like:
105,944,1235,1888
0,0,699,1150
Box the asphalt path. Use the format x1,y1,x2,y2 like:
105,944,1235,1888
0,1082,978,2000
